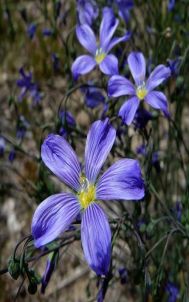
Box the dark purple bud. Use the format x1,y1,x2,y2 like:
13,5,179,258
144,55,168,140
41,251,58,294
9,148,16,162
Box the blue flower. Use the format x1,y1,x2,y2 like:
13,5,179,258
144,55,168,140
165,281,179,302
81,84,105,109
27,23,37,39
76,0,99,26
133,108,152,129
59,111,76,137
17,68,42,104
168,0,175,11
115,0,134,23
167,58,181,76
108,52,171,125
72,7,130,79
32,119,144,276
16,115,30,140
9,148,16,162
42,28,54,37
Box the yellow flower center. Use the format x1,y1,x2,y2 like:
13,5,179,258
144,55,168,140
78,176,96,209
136,84,148,100
95,48,106,64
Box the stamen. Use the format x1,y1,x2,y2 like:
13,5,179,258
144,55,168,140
136,83,148,100
78,176,96,209
95,48,106,64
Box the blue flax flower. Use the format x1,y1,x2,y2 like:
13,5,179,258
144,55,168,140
76,0,99,26
31,119,144,276
108,52,171,125
166,281,179,302
72,7,130,79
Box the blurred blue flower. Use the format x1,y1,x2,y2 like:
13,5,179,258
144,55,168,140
165,281,179,302
81,84,105,109
0,136,5,156
168,0,175,11
136,144,160,173
59,111,76,137
115,0,134,23
118,267,128,284
27,23,37,39
167,58,181,77
42,28,54,37
51,53,61,72
16,115,30,140
17,68,42,104
76,0,99,26
133,108,152,129
9,148,16,162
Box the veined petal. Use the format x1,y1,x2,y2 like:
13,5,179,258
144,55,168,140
76,25,97,55
85,118,116,183
128,52,146,85
108,75,135,97
96,159,145,201
32,193,80,248
146,64,171,91
71,55,96,80
81,203,111,276
100,7,119,52
106,31,131,53
99,54,118,75
119,96,140,125
41,134,81,191
145,91,169,116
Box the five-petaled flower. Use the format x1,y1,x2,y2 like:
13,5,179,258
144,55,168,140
32,119,144,276
108,52,171,125
71,7,130,80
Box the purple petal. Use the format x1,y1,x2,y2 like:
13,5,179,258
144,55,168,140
76,25,97,55
146,64,171,91
99,54,118,75
128,52,146,85
96,159,144,201
32,193,80,248
119,96,140,125
41,134,81,191
108,75,135,97
145,91,169,116
71,55,96,80
85,118,116,183
81,203,111,276
106,31,131,53
100,7,119,52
